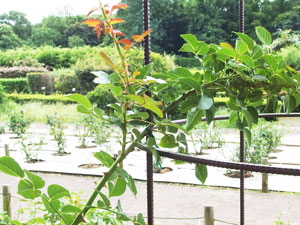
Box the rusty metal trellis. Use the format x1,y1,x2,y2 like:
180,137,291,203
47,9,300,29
139,113,300,225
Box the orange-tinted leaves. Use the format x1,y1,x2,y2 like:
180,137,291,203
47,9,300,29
113,30,124,36
119,39,132,46
132,30,152,42
110,18,125,25
86,7,99,17
82,19,103,27
111,3,128,12
119,39,132,50
105,9,110,14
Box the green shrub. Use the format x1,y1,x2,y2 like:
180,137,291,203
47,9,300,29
279,45,300,70
0,66,48,78
8,110,32,138
27,72,55,94
53,69,79,94
127,48,175,73
233,122,282,164
6,93,74,104
87,85,116,110
175,56,201,68
0,78,29,93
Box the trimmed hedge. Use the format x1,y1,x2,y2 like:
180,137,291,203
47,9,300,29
0,66,48,78
174,56,201,68
6,93,74,104
0,78,29,93
27,72,55,94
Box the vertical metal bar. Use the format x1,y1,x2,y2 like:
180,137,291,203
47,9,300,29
143,1,154,225
239,0,244,33
240,131,245,225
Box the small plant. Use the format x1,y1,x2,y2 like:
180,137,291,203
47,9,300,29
46,113,66,153
0,126,5,134
8,110,31,138
18,135,45,162
75,115,95,148
274,213,291,225
232,122,283,164
191,122,224,155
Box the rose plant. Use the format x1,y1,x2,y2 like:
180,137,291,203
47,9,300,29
1,1,300,225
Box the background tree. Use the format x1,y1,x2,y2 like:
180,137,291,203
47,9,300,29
0,11,32,40
0,24,21,50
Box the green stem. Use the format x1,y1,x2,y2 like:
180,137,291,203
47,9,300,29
71,128,149,225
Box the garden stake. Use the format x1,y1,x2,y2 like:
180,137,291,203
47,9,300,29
2,184,11,218
4,144,9,156
204,206,214,225
262,158,269,193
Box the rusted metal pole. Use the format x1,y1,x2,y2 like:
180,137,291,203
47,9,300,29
239,0,244,33
240,131,245,225
143,1,154,225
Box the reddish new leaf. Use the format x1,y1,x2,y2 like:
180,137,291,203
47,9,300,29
111,3,128,12
82,19,103,27
113,30,124,36
119,39,132,46
110,18,125,25
105,9,110,14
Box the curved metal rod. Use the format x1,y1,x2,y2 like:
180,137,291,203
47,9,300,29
136,144,300,176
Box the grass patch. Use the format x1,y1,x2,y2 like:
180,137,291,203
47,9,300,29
0,101,83,124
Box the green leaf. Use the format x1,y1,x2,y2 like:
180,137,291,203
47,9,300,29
285,95,296,113
99,192,111,207
178,78,201,93
217,48,236,58
236,40,248,55
136,63,153,79
196,41,209,55
77,105,90,114
252,75,268,81
180,96,199,113
238,55,254,67
91,71,111,84
165,122,187,134
242,110,252,129
198,92,213,110
48,184,70,201
229,111,238,125
24,170,45,189
185,108,203,131
110,86,122,97
0,156,24,178
143,94,163,118
18,179,41,199
62,214,74,225
136,213,146,225
159,135,178,148
127,175,137,196
109,177,126,197
94,151,114,168
195,164,208,185
236,119,244,131
247,106,258,124
233,32,255,50
41,194,60,214
255,26,272,45
126,95,144,104
170,67,193,78
132,129,141,140
263,55,277,72
251,45,263,59
243,128,251,145
108,103,122,114
62,205,82,213
180,34,198,48
66,94,92,109
179,43,194,53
